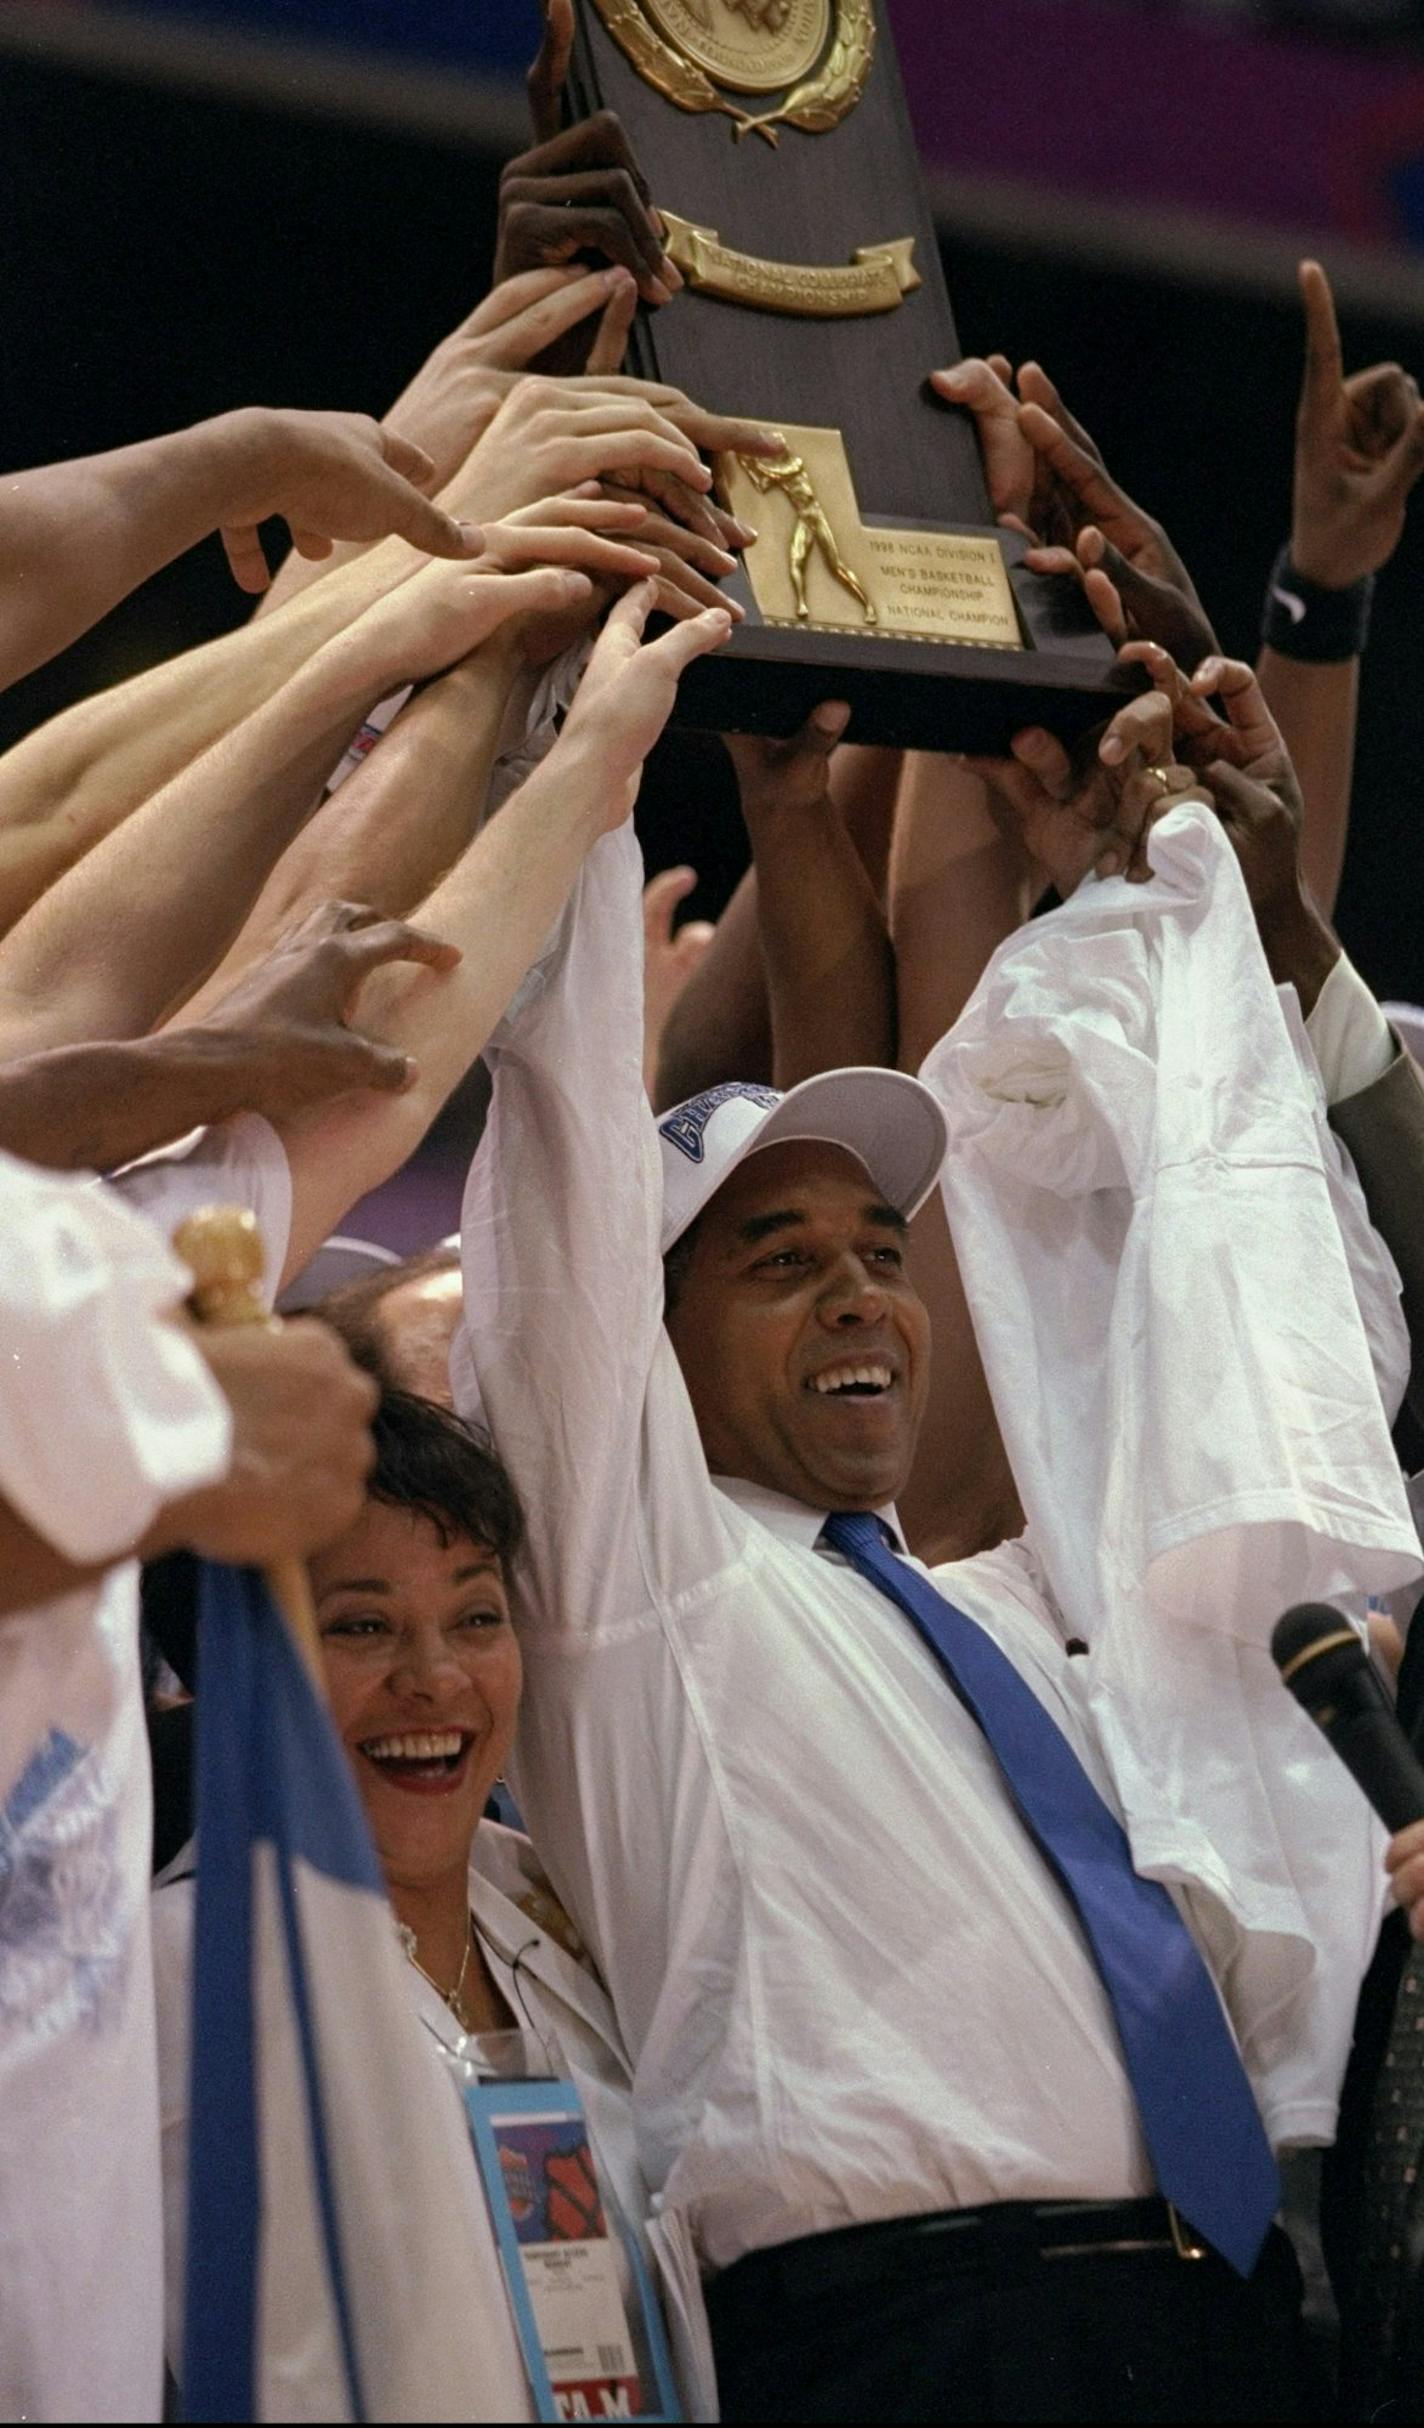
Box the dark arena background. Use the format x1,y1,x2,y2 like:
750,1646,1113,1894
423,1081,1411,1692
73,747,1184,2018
4,0,1424,1232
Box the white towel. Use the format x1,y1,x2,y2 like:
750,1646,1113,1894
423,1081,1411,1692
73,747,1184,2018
922,801,1422,2143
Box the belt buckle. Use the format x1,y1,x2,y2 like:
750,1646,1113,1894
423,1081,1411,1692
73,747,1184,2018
1167,2204,1208,2262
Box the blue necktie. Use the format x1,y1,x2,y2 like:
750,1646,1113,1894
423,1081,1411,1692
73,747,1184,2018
822,1510,1280,2276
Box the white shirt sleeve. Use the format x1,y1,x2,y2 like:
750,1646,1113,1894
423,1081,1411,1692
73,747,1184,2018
0,1152,231,1564
106,1113,293,1308
1304,951,1396,1107
450,819,734,1646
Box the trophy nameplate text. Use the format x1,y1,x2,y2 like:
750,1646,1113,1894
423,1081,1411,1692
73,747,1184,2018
565,0,1130,751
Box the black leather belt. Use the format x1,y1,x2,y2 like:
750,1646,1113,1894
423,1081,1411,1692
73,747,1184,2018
705,2197,1274,2321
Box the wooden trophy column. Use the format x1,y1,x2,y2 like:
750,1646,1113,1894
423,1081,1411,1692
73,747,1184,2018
565,0,1130,751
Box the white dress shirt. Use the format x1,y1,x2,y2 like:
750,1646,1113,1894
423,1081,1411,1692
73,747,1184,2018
453,823,1186,2289
0,1151,231,2425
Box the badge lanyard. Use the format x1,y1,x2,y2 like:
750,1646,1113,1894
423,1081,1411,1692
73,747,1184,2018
464,2075,682,2423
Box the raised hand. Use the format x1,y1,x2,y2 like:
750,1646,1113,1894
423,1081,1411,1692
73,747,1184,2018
573,375,774,549
343,551,595,689
1151,647,1306,904
381,265,647,494
188,899,462,1116
445,377,707,524
592,484,743,616
215,406,481,593
446,374,777,547
642,867,716,1095
474,488,737,654
724,701,853,817
962,678,1197,898
929,358,1039,529
528,0,577,144
1290,259,1424,589
1120,641,1340,1005
475,491,660,586
497,111,681,316
1015,362,1216,668
932,355,1217,669
555,581,733,825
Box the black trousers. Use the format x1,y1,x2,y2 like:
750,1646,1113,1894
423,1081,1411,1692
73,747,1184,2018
705,2204,1321,2424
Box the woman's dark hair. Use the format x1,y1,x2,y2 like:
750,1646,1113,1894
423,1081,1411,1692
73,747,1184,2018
369,1388,524,1566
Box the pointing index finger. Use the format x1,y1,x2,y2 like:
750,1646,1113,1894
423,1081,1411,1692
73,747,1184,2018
1298,260,1345,418
1016,401,1121,526
527,0,574,144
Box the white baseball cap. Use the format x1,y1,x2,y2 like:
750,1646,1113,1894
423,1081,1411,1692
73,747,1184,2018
657,1070,948,1254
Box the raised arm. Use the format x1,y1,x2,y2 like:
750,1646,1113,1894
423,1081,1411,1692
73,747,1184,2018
652,736,900,1108
893,680,1198,1570
173,497,665,1017
254,262,646,617
725,706,896,1086
0,384,732,937
1258,261,1424,917
272,589,733,1279
0,404,477,692
884,753,1040,1564
0,559,585,1057
0,902,459,1170
653,864,773,1108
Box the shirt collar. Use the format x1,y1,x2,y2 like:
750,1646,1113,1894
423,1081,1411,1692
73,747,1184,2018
712,1472,904,1554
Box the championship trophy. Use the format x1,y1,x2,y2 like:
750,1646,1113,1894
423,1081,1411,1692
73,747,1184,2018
564,0,1130,750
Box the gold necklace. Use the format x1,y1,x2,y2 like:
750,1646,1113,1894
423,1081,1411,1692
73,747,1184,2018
399,1917,479,2034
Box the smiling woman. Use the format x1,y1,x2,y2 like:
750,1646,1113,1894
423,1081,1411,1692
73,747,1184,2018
148,1389,651,2413
313,1389,526,2033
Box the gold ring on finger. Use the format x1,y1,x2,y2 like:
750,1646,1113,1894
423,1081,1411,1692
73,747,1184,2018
1146,764,1174,794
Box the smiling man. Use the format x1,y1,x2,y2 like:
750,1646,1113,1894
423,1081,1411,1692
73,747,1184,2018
657,1081,939,1517
451,705,1331,2424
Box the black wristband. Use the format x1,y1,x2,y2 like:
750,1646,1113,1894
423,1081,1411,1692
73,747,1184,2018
1261,544,1374,663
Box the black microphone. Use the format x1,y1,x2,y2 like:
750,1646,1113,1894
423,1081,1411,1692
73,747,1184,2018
1272,1601,1424,1834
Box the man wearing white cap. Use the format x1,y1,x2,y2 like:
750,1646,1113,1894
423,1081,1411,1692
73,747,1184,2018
453,687,1320,2423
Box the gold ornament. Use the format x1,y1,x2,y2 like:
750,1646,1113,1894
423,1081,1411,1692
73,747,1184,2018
588,0,875,144
642,0,829,96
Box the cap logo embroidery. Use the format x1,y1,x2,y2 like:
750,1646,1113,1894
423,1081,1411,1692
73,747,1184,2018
659,1082,781,1164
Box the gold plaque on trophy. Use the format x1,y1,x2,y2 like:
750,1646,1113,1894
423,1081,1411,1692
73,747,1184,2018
718,426,1022,649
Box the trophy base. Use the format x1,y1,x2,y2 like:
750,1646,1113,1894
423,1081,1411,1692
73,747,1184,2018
673,435,1136,754
672,616,1138,757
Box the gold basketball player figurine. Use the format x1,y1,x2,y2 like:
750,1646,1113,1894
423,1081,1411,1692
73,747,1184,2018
736,442,877,624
